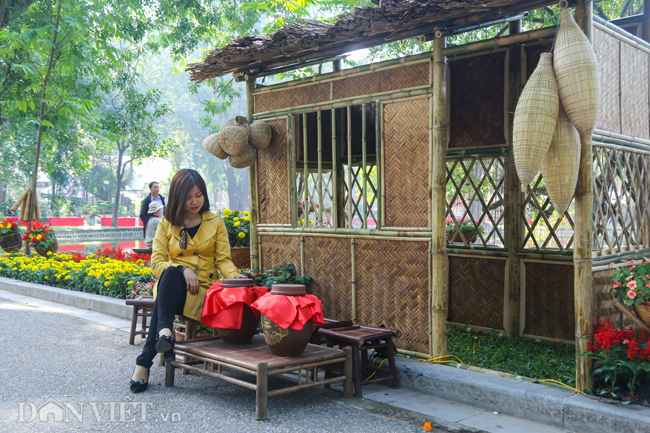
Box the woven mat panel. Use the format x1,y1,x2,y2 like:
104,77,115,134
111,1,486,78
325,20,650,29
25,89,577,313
594,268,639,330
332,62,429,100
593,28,621,134
259,235,301,275
303,237,352,321
255,83,331,113
355,239,429,354
620,43,649,139
383,98,430,227
524,42,553,80
449,51,506,148
448,256,505,329
257,119,290,224
523,262,574,340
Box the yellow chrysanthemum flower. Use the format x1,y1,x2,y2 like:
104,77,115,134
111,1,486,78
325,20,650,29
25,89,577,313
233,217,239,222
238,232,246,239
234,222,240,227
244,216,250,222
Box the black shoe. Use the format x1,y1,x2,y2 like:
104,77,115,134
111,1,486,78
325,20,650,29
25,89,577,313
130,367,149,393
156,333,175,354
163,348,175,363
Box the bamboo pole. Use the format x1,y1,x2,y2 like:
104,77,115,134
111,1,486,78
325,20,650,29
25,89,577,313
643,0,650,43
592,134,650,154
256,231,429,242
288,115,298,228
34,193,41,220
362,103,368,230
430,29,449,358
257,226,432,237
573,0,594,392
246,77,260,271
10,189,29,213
377,102,383,229
22,190,32,222
593,128,650,147
331,109,338,229
317,111,323,227
347,107,352,228
443,27,557,57
504,21,523,339
303,113,310,228
300,236,305,277
254,86,431,119
351,238,357,324
593,15,650,52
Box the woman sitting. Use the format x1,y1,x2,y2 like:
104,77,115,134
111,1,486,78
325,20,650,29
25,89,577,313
143,202,164,249
130,168,244,393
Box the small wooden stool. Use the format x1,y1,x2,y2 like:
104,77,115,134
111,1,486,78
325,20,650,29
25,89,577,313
125,296,154,345
318,325,400,397
310,318,354,345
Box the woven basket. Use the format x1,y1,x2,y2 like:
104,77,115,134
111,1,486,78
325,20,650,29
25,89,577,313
513,53,559,191
231,247,251,269
223,116,249,128
634,303,650,327
541,103,580,216
0,232,22,253
34,237,58,257
220,126,249,156
248,121,272,150
229,144,257,168
553,9,601,136
203,133,228,160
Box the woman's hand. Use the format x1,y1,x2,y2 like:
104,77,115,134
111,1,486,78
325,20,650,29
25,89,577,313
183,267,200,295
235,274,248,279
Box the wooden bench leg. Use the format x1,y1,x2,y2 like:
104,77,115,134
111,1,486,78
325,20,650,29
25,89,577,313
182,319,198,374
165,360,175,387
256,362,268,420
343,347,353,398
351,344,362,397
386,338,400,389
140,308,150,339
129,307,138,345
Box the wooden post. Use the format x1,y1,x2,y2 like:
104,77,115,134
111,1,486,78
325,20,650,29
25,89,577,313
256,362,268,420
343,347,353,398
303,113,310,228
574,0,594,392
288,115,298,227
331,109,338,229
644,0,650,43
246,77,260,270
362,103,368,229
317,111,323,227
165,360,175,387
505,20,523,338
430,29,449,357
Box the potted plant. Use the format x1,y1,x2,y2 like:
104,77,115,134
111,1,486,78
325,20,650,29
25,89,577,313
612,259,650,326
0,218,22,253
219,209,251,269
22,220,58,256
445,217,484,244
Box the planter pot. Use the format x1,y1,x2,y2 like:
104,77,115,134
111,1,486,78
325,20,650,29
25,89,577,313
634,303,650,327
89,216,96,226
446,233,478,244
231,247,251,269
34,237,58,257
0,232,22,253
217,305,259,344
262,315,313,357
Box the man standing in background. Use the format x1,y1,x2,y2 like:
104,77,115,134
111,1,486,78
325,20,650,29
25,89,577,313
139,181,165,227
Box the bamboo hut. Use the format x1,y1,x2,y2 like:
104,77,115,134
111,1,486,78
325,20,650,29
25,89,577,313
189,0,650,389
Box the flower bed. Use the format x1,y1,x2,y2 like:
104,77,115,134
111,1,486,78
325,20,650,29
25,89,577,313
0,251,156,299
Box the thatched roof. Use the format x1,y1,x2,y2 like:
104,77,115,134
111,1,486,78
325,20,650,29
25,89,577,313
188,0,555,81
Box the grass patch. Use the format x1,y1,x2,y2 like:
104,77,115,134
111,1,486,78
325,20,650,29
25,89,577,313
447,324,576,387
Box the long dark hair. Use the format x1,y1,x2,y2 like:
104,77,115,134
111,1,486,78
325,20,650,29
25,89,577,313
164,169,210,227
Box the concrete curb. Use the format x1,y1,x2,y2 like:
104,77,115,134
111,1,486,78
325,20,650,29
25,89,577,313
0,277,132,321
396,357,650,433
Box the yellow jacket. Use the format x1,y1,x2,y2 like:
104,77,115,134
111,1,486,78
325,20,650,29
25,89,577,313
151,211,241,321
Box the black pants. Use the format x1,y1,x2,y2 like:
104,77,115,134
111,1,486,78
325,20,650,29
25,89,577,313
136,266,187,368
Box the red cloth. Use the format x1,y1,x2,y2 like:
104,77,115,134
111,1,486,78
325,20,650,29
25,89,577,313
202,282,269,329
250,292,324,331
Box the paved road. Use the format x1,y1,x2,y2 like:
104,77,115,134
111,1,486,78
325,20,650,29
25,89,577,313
0,296,471,433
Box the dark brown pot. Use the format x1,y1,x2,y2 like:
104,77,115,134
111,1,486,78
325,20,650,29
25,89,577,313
262,314,313,357
35,237,58,257
221,278,254,288
217,304,259,344
0,232,22,253
446,232,478,244
230,247,251,269
271,284,306,296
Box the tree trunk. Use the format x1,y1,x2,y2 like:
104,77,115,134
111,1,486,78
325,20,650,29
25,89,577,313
112,140,125,227
28,0,62,225
0,181,6,203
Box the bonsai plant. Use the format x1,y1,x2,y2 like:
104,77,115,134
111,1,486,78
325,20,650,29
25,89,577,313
445,217,485,243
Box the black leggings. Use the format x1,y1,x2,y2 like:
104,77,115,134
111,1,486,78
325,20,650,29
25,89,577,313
136,266,187,369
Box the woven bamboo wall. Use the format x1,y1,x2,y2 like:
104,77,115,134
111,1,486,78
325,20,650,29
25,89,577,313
355,239,430,354
303,237,352,321
255,83,330,113
383,98,430,227
448,256,505,329
620,43,649,139
257,119,290,224
332,62,429,100
593,268,638,329
523,262,574,340
448,51,506,148
259,235,301,274
593,27,621,134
